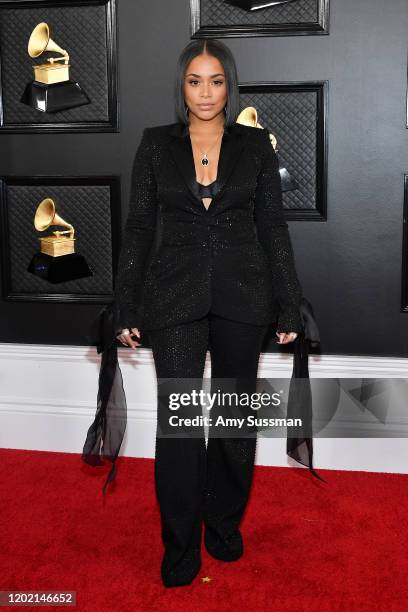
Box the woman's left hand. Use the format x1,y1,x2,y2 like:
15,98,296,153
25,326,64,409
276,331,298,344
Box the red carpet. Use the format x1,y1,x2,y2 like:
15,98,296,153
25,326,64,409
0,448,407,611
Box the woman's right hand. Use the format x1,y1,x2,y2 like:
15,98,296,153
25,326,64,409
116,327,141,349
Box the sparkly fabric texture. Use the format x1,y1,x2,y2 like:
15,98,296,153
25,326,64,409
112,127,159,333
111,121,303,333
254,127,303,334
82,122,326,497
149,311,268,583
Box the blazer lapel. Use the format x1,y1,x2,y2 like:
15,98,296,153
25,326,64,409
169,121,246,211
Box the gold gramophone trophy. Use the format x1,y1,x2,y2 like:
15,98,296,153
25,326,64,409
236,106,298,192
27,198,92,283
20,22,90,113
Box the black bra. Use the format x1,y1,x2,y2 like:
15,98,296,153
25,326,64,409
196,179,217,198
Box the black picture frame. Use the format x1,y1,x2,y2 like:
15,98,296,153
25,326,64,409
190,0,330,38
238,80,328,220
0,174,121,303
401,174,408,312
0,0,119,133
406,54,408,129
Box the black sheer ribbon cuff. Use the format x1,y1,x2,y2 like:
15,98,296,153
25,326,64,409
287,297,327,483
82,302,128,496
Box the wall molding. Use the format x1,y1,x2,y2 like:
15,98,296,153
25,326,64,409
0,343,407,474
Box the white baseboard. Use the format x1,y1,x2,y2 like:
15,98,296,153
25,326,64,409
0,343,407,474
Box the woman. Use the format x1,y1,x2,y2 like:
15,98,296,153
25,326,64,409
83,38,321,588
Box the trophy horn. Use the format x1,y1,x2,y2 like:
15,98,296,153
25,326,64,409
236,106,298,192
34,198,74,238
236,106,258,127
28,22,68,60
236,106,278,149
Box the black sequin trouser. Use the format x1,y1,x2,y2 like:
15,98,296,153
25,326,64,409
147,311,269,571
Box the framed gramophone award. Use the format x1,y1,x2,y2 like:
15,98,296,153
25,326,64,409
0,175,121,303
238,81,328,220
27,197,93,284
20,21,91,114
0,0,118,132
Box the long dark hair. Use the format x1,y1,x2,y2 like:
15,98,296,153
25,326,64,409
174,39,240,127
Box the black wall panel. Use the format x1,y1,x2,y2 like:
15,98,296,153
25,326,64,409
0,0,407,357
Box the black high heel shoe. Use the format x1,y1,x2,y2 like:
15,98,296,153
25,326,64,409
161,548,202,588
204,526,243,562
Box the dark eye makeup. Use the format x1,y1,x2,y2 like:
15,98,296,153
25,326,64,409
188,79,224,86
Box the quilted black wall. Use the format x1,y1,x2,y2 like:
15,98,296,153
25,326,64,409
1,0,407,357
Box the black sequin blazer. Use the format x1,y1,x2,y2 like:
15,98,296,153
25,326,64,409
113,120,303,333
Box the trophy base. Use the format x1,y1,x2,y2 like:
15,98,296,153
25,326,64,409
20,80,91,113
27,252,93,283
